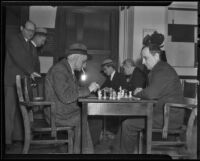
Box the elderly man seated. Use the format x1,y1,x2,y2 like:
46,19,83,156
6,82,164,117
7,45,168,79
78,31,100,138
44,43,100,153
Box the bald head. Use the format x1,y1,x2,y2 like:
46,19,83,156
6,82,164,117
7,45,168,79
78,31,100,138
122,59,135,75
21,20,36,40
123,59,135,67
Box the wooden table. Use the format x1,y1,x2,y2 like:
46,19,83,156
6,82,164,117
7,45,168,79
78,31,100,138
79,97,157,154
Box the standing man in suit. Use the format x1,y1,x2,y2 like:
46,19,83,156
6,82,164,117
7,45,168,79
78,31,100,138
4,20,41,149
44,43,100,153
121,58,147,92
110,43,184,154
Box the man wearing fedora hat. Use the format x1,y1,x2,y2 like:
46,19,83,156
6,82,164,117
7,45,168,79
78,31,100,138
29,27,48,98
30,27,47,75
101,58,125,92
44,43,99,153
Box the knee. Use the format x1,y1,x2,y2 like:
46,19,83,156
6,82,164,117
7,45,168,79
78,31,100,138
122,119,144,132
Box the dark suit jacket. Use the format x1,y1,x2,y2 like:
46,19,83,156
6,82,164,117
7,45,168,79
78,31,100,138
5,33,36,86
136,61,184,129
101,71,125,92
122,67,147,91
30,43,40,73
44,59,90,123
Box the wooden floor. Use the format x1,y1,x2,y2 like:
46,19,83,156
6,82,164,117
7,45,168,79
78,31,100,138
4,134,197,159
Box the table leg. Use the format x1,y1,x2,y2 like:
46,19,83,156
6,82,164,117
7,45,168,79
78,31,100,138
146,103,153,154
81,103,94,154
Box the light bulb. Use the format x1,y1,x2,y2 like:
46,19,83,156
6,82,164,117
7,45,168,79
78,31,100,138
81,68,87,81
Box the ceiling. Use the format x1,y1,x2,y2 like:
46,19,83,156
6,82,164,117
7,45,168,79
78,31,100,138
61,6,119,13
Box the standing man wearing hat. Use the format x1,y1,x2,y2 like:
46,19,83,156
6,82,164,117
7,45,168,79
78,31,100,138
29,27,48,98
4,20,41,149
44,43,100,153
30,27,48,74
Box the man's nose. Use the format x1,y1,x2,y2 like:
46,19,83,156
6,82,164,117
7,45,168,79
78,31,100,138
142,59,145,64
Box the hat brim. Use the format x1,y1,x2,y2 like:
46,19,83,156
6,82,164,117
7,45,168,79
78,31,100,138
66,49,92,60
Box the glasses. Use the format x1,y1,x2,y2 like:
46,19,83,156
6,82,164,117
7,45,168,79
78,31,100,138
24,27,35,33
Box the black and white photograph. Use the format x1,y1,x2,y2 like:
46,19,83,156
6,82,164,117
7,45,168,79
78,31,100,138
1,1,199,160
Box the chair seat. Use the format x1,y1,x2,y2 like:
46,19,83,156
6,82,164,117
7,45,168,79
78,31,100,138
32,119,74,132
152,141,185,146
152,127,186,135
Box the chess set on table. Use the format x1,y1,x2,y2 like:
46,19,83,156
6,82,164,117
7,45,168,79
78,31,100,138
97,86,141,101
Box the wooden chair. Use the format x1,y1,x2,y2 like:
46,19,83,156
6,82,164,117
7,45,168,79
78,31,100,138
150,79,198,159
16,75,75,154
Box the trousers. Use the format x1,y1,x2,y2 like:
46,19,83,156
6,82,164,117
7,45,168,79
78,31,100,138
5,85,24,144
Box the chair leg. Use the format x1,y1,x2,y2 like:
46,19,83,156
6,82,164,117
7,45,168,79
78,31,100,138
22,124,31,154
68,129,74,154
138,131,143,154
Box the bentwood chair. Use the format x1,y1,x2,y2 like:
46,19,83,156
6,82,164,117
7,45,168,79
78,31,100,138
150,79,198,159
16,75,75,154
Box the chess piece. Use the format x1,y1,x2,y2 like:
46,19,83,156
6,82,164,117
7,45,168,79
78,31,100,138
124,92,128,98
129,91,132,98
117,92,121,100
112,91,116,100
109,91,113,100
121,90,125,98
98,90,102,99
103,90,107,99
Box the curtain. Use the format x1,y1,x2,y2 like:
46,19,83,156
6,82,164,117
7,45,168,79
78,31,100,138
109,10,119,70
118,6,128,69
55,7,68,58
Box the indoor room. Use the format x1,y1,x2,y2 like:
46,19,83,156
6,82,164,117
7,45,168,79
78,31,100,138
3,1,198,159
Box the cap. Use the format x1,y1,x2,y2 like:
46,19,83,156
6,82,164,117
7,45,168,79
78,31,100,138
101,58,115,67
35,28,47,35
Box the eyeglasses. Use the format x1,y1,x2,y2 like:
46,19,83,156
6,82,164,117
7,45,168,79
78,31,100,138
24,27,35,33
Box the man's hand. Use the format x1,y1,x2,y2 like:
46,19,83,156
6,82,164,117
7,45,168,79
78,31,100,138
102,87,113,92
30,72,41,81
89,82,100,92
134,88,143,95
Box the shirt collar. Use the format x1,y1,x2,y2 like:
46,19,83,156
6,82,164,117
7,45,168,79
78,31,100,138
110,70,116,81
24,38,28,42
31,40,37,47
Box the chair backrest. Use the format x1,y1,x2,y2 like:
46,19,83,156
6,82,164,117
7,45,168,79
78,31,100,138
182,79,198,105
16,75,33,126
16,75,25,102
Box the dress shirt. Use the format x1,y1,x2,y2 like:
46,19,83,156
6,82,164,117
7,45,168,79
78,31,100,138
110,70,116,81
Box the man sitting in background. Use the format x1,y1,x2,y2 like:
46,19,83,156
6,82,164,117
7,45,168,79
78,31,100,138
121,58,147,92
94,59,125,153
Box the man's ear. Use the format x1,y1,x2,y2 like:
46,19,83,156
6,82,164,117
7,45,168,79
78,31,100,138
155,53,160,61
20,26,23,31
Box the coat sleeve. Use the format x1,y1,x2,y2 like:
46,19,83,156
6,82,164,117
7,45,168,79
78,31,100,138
101,78,110,89
136,68,171,100
51,68,90,104
78,86,90,98
51,69,79,104
6,35,35,75
133,68,147,88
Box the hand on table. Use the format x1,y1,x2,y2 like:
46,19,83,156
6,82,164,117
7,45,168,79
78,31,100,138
30,72,41,81
89,82,100,92
134,88,143,95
